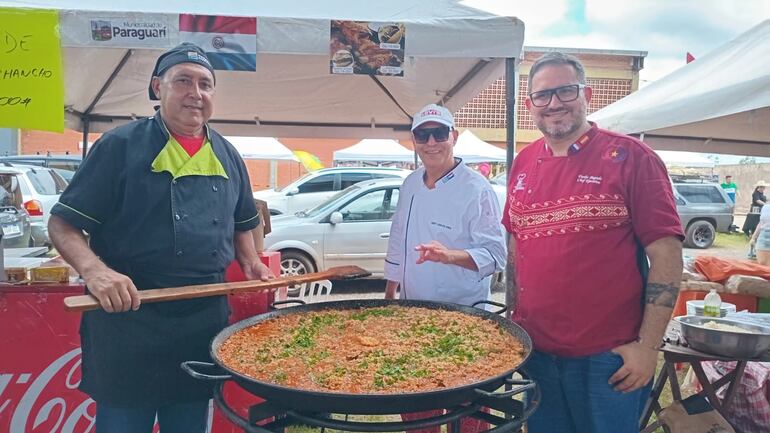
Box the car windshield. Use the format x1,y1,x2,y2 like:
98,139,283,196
26,168,67,195
675,185,726,204
297,185,361,218
53,168,76,182
276,172,316,193
0,174,23,208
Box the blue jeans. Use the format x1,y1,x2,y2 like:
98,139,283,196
524,350,652,433
95,399,210,433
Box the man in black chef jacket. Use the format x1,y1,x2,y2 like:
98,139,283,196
48,42,271,433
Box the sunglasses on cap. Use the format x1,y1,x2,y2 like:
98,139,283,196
413,126,452,144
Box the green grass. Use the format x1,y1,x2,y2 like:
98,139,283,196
712,231,750,249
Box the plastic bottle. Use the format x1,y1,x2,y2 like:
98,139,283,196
703,288,722,317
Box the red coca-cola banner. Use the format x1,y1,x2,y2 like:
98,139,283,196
0,252,281,433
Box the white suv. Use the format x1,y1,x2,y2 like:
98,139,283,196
254,167,411,215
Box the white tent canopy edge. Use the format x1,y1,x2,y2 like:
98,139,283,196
1,1,524,141
454,130,507,163
226,136,299,161
589,20,770,157
333,139,414,163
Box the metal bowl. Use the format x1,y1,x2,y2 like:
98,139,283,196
676,315,770,359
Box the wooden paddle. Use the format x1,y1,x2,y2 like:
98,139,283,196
63,265,370,312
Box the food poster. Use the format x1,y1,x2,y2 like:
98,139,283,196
330,20,405,77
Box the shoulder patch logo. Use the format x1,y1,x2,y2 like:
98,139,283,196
602,145,628,163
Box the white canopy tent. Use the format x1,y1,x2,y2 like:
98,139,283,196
454,130,507,163
1,1,524,143
226,136,299,189
589,20,770,156
333,139,414,163
4,1,523,307
226,136,299,161
655,150,714,168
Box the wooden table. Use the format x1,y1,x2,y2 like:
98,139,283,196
639,320,770,433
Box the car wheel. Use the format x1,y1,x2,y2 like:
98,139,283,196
280,251,316,297
684,220,715,249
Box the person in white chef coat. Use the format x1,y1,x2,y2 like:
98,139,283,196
384,103,506,306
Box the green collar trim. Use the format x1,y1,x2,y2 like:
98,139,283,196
151,136,229,180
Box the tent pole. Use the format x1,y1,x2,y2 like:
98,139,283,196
504,57,517,312
80,49,134,147
270,160,278,189
81,117,90,159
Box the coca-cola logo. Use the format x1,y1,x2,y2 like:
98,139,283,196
1,348,95,433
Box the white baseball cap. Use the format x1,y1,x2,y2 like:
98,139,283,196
411,104,455,131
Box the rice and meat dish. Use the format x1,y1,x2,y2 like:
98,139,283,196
218,306,527,394
702,320,757,334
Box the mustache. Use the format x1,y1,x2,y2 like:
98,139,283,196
543,108,569,115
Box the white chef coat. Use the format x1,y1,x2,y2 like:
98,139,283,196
384,160,506,306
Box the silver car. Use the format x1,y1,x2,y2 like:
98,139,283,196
254,167,410,215
0,165,68,247
265,177,509,293
0,171,32,248
673,182,734,249
265,178,403,282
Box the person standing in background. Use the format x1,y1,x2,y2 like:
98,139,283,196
720,175,737,203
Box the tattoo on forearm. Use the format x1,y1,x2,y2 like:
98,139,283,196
645,282,679,308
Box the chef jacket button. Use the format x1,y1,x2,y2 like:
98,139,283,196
174,214,181,221
212,218,219,225
527,189,532,194
212,185,218,192
176,250,183,257
537,159,542,164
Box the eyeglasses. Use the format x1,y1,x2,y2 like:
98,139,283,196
528,84,586,107
413,126,451,144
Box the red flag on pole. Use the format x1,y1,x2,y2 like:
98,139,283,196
686,52,695,63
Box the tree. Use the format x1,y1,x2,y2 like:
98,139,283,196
739,156,757,165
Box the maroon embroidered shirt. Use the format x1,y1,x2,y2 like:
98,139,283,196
502,124,683,357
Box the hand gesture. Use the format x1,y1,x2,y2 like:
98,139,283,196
415,241,452,264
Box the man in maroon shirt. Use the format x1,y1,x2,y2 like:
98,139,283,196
503,52,683,433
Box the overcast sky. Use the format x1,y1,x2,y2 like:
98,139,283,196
463,0,769,85
462,0,769,164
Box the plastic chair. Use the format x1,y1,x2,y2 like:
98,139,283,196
298,279,333,302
